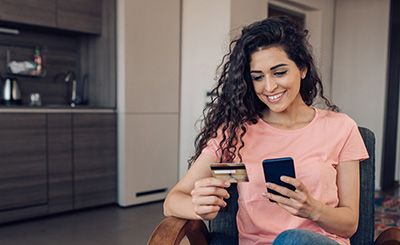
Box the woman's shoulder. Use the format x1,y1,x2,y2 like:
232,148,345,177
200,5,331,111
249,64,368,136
315,108,358,128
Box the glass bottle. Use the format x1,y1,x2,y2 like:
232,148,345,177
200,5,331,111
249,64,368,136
33,46,42,75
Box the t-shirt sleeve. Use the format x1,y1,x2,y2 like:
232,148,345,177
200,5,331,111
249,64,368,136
338,118,369,163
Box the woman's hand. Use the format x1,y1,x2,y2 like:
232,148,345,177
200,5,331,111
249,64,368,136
262,176,321,221
261,161,359,238
191,177,231,220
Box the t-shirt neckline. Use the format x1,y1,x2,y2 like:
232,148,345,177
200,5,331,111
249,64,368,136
258,108,319,134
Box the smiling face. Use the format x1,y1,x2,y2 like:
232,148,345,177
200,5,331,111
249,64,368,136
250,46,308,114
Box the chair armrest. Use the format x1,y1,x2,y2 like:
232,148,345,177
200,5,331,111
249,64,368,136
148,216,209,245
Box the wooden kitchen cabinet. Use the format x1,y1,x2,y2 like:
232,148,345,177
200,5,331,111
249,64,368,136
47,113,74,214
57,0,102,34
0,112,116,224
0,113,48,222
0,0,56,28
73,113,116,209
0,0,102,34
47,112,116,211
47,113,116,212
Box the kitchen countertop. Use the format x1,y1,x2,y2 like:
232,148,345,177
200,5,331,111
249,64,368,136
0,105,116,113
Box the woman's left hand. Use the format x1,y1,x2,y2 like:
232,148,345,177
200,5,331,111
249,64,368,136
262,176,321,221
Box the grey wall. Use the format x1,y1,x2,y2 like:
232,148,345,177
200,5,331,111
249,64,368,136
331,0,391,189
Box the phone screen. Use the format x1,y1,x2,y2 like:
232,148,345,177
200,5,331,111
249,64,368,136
262,157,296,200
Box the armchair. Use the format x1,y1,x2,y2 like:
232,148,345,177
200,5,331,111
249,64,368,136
149,127,376,245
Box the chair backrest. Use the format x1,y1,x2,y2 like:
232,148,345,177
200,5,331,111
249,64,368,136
208,127,375,245
351,127,375,245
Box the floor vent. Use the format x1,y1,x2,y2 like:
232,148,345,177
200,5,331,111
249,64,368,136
136,188,168,197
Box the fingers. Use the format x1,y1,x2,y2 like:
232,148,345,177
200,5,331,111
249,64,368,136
263,176,305,204
264,176,298,199
195,177,231,190
192,177,231,198
263,183,292,205
191,177,231,218
280,176,303,191
191,190,229,207
263,177,317,219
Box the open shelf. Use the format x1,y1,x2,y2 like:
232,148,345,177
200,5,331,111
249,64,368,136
6,46,46,78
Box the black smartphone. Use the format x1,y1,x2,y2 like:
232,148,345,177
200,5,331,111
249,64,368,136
262,157,296,201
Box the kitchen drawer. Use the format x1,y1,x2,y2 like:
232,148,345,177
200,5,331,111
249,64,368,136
47,113,74,214
73,113,116,209
0,113,47,212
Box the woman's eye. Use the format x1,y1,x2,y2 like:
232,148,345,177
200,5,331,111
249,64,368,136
274,71,287,77
252,75,264,81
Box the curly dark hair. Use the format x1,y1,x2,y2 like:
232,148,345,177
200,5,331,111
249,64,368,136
189,16,338,166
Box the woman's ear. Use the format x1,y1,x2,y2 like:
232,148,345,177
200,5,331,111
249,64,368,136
301,66,308,79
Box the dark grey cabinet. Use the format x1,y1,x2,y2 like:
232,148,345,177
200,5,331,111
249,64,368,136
47,113,74,214
0,112,116,224
73,113,116,209
0,113,48,222
57,0,102,34
0,0,102,34
48,113,116,211
0,0,56,28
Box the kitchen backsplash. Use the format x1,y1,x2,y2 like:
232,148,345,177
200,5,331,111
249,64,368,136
0,26,82,106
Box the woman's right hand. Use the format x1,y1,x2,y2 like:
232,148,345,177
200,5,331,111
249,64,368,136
190,177,231,220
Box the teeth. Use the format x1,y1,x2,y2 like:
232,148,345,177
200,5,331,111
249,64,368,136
267,92,285,100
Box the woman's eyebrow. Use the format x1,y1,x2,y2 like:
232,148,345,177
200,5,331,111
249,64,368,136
250,64,288,73
270,64,288,70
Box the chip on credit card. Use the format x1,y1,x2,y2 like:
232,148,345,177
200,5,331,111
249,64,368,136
210,163,249,183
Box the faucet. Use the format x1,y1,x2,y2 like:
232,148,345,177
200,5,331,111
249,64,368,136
64,71,79,107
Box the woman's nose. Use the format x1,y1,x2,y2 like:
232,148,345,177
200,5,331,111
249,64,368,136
265,77,278,92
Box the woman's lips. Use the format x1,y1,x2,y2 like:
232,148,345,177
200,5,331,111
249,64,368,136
266,91,286,103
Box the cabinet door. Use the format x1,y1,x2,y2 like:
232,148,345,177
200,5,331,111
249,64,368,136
57,0,102,34
0,114,47,211
47,114,73,214
73,113,116,209
0,0,56,28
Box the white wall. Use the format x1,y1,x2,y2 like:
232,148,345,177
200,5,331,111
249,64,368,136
331,0,391,189
179,0,271,178
180,0,232,178
117,0,180,205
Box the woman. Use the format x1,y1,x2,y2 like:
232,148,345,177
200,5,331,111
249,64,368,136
164,16,368,244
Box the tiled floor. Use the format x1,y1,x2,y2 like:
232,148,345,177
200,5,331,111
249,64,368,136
0,201,165,245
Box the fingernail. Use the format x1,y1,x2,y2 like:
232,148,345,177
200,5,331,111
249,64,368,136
265,183,271,187
225,182,230,187
281,176,287,181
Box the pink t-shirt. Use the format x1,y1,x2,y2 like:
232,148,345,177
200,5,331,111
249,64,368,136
202,109,369,245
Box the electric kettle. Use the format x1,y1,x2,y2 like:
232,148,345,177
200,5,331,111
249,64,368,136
1,77,22,105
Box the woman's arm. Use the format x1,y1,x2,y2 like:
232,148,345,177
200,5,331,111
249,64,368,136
163,153,231,220
264,160,360,238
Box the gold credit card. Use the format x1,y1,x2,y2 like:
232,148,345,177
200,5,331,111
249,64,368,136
210,163,249,183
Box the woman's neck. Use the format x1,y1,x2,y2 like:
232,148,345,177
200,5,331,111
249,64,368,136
261,105,316,130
